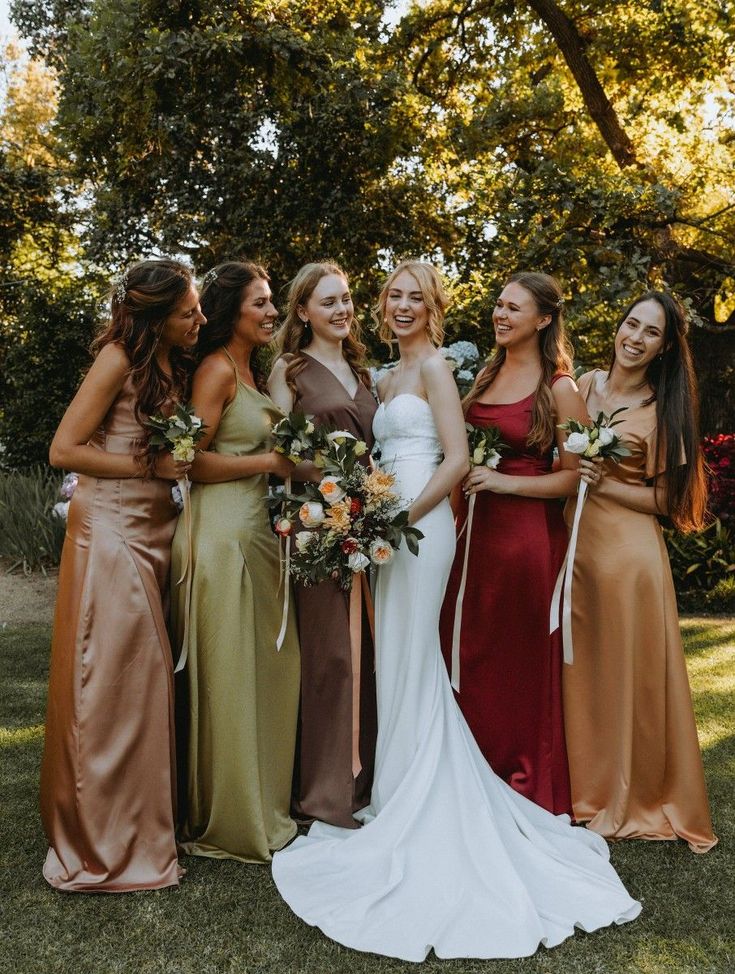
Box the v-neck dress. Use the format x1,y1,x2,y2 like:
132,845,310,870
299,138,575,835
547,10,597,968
562,371,717,852
290,353,378,828
170,349,300,862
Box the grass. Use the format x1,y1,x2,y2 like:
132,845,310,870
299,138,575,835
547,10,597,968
1,618,733,974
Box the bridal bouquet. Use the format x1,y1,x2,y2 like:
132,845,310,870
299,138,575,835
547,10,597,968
271,411,323,465
448,421,507,691
144,403,207,674
271,430,423,590
551,409,631,664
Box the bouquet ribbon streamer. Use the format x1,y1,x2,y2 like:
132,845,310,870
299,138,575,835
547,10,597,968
549,479,588,664
349,572,375,779
276,476,292,652
449,492,476,692
174,476,193,674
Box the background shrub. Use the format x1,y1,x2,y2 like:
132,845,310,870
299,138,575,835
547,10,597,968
0,465,65,571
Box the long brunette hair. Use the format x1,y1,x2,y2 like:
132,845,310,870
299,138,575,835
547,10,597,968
94,258,193,471
197,260,270,391
274,262,371,400
609,291,707,532
463,272,573,452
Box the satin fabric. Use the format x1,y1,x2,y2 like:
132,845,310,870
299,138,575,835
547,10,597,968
439,388,571,814
563,370,717,853
272,394,640,961
40,374,180,892
171,351,300,863
291,354,378,828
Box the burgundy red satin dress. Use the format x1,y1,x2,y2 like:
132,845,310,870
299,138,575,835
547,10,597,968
40,374,180,891
439,388,571,815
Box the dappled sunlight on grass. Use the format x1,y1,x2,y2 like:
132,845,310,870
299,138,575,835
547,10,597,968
0,723,44,746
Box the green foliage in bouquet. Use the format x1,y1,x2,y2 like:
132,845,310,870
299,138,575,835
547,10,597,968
466,423,506,468
271,412,320,465
559,408,632,463
144,403,207,462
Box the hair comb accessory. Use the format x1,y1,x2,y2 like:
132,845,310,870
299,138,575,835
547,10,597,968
202,268,218,288
556,297,565,310
114,270,128,304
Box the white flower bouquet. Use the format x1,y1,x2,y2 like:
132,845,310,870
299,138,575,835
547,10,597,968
559,408,632,464
144,403,207,463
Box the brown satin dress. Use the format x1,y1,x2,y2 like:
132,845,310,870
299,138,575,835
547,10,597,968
562,370,717,853
40,373,180,891
291,353,378,828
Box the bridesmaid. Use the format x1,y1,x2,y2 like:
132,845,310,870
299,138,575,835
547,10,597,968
268,261,378,828
41,259,204,891
170,260,300,863
439,272,587,815
563,291,717,852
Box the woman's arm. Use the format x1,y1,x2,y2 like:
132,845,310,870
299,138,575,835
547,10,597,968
580,458,669,515
464,376,587,499
49,343,187,480
407,356,470,525
189,355,294,484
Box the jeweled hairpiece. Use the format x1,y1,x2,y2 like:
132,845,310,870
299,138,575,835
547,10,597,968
114,270,128,304
202,268,218,288
556,297,565,310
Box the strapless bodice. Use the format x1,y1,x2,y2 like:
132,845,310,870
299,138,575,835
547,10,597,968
373,395,443,467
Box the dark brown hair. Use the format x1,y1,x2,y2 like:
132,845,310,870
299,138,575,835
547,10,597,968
463,272,573,452
94,258,193,473
608,291,707,532
197,260,270,391
273,261,371,400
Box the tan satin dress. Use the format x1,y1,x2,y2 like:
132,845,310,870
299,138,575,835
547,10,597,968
563,370,717,853
40,374,180,891
171,350,300,863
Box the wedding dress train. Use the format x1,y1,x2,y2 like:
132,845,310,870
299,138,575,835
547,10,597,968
272,393,640,961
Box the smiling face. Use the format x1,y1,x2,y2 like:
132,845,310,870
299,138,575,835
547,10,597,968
614,298,666,371
384,270,429,340
235,277,278,347
160,285,206,350
492,282,550,348
299,273,353,343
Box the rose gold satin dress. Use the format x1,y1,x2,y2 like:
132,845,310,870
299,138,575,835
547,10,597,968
40,374,180,891
562,370,717,853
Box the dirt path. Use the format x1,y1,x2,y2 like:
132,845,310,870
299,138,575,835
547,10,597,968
0,562,57,626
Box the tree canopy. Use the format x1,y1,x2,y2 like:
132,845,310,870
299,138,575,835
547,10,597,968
4,0,735,437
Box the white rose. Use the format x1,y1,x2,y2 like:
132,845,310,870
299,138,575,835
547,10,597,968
485,449,501,469
347,551,370,573
318,475,346,503
295,531,315,553
299,501,325,528
304,420,315,434
52,501,70,520
190,416,203,430
564,431,590,455
369,539,394,565
597,426,615,446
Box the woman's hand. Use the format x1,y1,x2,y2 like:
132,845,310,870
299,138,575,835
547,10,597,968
579,457,605,488
463,466,512,496
154,453,192,480
267,451,297,479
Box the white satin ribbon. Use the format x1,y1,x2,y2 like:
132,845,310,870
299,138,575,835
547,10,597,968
549,479,588,664
450,492,476,692
275,476,292,652
174,475,193,673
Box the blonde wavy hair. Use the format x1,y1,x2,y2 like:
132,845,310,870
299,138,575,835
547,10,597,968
372,260,449,349
272,261,371,400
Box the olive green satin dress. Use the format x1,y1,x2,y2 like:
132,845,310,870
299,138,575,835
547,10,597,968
171,351,300,862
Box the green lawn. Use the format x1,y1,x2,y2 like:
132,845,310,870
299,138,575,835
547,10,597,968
1,618,733,974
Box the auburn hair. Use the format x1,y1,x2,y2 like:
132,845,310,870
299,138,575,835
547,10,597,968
94,258,194,474
608,291,707,532
273,261,371,400
463,272,573,453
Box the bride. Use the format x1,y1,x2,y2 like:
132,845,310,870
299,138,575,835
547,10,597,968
272,260,641,961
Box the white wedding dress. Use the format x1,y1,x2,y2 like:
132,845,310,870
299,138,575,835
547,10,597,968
272,394,641,961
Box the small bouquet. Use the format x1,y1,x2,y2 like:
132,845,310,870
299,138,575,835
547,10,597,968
145,402,207,463
448,422,506,691
52,472,79,521
559,408,632,464
551,408,631,664
144,403,207,674
272,430,423,590
272,411,323,465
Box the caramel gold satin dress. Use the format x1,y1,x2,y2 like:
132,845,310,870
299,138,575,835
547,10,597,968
171,350,300,863
40,374,180,891
563,370,717,853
